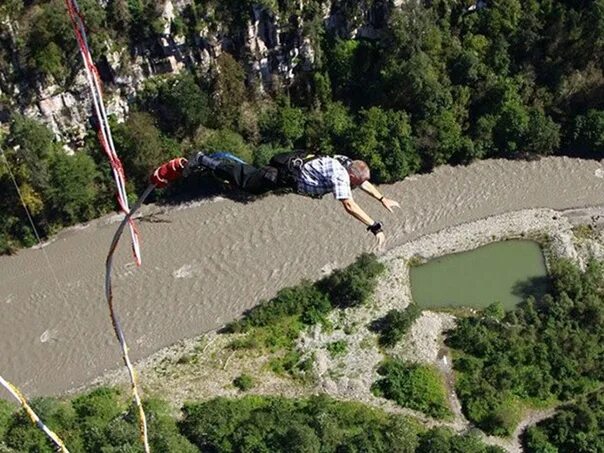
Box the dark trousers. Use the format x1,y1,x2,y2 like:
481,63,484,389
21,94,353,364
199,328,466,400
213,161,282,194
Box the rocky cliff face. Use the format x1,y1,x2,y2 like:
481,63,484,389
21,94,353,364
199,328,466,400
0,0,393,144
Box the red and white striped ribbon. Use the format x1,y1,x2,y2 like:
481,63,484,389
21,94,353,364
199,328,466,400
64,0,142,265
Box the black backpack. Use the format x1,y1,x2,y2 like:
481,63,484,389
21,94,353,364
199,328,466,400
269,150,318,187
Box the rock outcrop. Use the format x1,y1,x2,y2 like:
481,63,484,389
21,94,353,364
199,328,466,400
0,0,394,143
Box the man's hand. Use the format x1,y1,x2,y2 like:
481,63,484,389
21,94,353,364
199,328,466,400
375,231,385,247
381,198,400,213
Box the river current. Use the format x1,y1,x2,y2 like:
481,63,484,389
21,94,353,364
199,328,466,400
1,156,603,396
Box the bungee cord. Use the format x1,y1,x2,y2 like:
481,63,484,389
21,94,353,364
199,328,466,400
63,0,152,449
0,376,70,453
101,158,185,452
64,0,142,265
0,149,70,452
3,1,189,449
104,183,155,453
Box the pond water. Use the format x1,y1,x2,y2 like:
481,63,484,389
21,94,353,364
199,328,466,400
409,240,548,310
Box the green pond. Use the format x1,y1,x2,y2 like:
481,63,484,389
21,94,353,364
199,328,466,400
409,240,548,310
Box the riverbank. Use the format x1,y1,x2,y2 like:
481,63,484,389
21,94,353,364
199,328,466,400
85,205,604,452
1,156,604,398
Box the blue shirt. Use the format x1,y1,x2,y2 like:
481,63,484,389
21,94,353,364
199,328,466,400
296,156,352,200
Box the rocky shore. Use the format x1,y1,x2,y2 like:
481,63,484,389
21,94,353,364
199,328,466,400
84,205,604,452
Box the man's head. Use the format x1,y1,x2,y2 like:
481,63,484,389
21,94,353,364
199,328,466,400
347,160,370,186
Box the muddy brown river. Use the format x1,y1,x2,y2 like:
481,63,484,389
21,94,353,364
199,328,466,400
1,156,603,397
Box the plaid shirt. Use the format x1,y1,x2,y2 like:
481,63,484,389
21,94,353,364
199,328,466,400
296,156,352,200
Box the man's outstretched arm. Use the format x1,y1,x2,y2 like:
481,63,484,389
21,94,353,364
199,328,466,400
340,198,385,245
359,181,400,212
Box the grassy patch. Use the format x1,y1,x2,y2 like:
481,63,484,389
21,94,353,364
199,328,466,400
407,255,425,267
326,340,348,358
372,359,452,420
269,351,315,382
233,374,255,392
227,335,260,350
176,353,196,365
221,254,385,378
573,224,597,240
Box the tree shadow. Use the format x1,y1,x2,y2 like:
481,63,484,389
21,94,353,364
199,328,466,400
138,211,172,224
511,275,550,301
368,315,388,333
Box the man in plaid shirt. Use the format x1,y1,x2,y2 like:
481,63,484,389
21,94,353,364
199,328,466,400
183,151,400,245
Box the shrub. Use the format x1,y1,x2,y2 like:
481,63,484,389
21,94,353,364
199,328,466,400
417,427,506,453
372,359,451,420
269,350,314,380
0,400,13,439
233,374,255,392
372,304,422,347
224,282,330,333
318,253,385,308
522,390,604,453
326,340,347,358
180,395,423,452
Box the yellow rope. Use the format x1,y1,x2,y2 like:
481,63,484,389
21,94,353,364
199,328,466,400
0,375,70,453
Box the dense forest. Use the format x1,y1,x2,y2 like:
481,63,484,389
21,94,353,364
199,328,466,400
446,259,604,441
0,387,505,452
1,0,604,253
523,389,604,452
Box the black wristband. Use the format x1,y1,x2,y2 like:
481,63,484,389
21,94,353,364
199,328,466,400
367,221,383,235
378,196,384,202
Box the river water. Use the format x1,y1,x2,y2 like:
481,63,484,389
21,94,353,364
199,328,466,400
1,156,603,397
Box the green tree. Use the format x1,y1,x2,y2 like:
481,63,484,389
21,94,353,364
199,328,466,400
8,114,56,191
253,143,290,167
22,0,72,82
573,109,604,154
447,259,604,435
123,0,162,42
45,150,99,224
113,112,175,189
523,109,560,156
212,52,247,130
352,107,420,183
139,73,211,139
106,0,132,35
523,391,604,453
4,397,81,453
194,128,253,164
304,101,354,154
415,108,472,167
372,360,452,420
259,98,306,147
